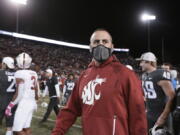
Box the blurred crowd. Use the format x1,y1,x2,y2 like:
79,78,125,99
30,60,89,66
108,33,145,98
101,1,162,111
0,37,91,77
0,37,136,77
0,37,180,89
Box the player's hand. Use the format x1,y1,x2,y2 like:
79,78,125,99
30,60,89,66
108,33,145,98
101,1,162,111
155,117,166,127
5,102,15,117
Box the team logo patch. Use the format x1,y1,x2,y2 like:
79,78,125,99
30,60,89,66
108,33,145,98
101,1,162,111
82,75,106,105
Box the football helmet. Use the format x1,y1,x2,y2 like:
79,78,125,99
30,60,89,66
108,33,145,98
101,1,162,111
16,52,32,69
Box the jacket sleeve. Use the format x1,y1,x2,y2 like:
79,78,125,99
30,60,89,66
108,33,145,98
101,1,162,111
126,72,147,135
51,77,82,135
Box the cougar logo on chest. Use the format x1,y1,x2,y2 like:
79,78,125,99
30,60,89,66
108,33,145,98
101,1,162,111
82,75,106,105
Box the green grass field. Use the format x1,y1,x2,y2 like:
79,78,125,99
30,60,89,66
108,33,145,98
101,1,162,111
0,97,82,135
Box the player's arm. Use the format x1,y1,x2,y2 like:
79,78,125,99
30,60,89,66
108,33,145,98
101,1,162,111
156,80,175,126
34,79,39,101
62,83,66,97
54,77,60,98
5,78,24,116
12,78,24,104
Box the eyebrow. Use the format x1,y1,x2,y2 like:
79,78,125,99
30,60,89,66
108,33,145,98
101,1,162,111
93,39,111,42
94,39,109,41
90,36,112,43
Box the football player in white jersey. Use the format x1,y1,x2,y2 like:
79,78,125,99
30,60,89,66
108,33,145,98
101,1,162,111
5,52,39,135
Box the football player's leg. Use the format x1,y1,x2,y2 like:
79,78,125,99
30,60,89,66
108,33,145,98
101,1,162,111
12,105,29,133
0,109,4,125
5,105,17,135
23,128,31,135
67,91,72,102
64,92,68,104
5,130,13,135
23,108,33,135
13,131,26,135
41,99,54,122
6,116,13,135
54,105,59,115
53,98,59,115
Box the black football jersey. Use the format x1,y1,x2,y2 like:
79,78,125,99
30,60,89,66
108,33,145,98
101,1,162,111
0,69,16,109
142,69,171,121
46,76,58,97
0,70,16,95
64,80,75,92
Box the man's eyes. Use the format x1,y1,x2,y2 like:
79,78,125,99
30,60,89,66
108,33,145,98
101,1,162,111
94,40,100,44
93,40,109,44
102,40,109,43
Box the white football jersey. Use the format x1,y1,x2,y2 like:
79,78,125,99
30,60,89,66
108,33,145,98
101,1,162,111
15,70,38,100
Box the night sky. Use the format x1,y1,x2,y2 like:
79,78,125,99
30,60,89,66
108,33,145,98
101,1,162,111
0,0,179,65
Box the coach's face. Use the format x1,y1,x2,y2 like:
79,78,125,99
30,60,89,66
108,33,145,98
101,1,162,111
90,31,113,49
89,30,114,63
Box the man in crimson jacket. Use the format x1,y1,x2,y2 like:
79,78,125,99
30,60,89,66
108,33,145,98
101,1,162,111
51,28,147,135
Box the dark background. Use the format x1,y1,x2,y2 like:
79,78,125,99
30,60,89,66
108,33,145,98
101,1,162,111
0,0,179,65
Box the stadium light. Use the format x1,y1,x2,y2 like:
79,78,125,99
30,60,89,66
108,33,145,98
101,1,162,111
10,0,27,5
0,30,130,52
9,0,27,44
141,13,156,21
140,13,156,51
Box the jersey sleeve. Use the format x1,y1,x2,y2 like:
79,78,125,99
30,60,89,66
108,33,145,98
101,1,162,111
157,70,171,82
14,71,24,79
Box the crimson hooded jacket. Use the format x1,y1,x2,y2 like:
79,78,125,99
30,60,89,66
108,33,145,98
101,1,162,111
51,55,147,135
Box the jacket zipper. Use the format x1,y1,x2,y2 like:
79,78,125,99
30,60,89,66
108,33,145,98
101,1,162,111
112,115,117,135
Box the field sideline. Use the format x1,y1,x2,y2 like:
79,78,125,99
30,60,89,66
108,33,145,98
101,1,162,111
0,97,82,135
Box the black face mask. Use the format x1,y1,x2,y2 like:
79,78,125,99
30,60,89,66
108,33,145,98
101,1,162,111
90,45,113,63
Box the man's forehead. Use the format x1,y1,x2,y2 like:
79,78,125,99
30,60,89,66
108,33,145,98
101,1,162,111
90,31,112,41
